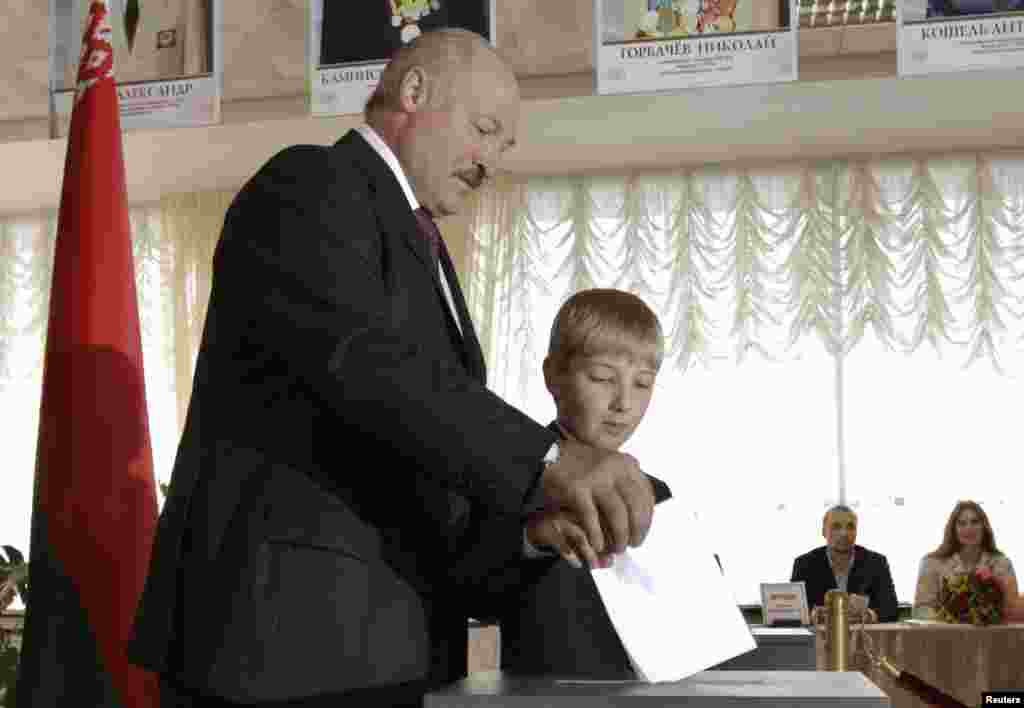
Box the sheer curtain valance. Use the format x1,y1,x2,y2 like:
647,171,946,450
462,153,1024,603
466,155,1024,378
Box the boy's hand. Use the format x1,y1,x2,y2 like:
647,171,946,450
526,510,613,570
540,435,654,556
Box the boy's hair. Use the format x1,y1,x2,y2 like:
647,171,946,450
547,289,664,371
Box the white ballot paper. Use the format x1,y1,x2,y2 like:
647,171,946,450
588,497,756,683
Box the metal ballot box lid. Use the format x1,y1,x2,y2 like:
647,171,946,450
425,670,890,708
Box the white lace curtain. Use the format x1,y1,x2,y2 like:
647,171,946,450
465,154,1024,384
462,153,1024,602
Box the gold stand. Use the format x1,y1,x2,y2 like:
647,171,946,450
824,589,849,671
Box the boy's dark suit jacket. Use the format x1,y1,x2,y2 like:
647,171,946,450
790,545,899,623
127,129,558,705
451,424,672,679
320,3,490,66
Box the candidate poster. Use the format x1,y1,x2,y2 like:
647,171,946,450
49,0,222,137
310,1,496,117
899,0,1024,76
596,0,798,95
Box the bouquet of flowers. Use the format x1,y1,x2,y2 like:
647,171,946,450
936,566,1004,626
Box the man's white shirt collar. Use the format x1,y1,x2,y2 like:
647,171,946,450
826,547,856,571
355,125,419,211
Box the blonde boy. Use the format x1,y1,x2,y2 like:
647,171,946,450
525,288,670,565
453,289,672,678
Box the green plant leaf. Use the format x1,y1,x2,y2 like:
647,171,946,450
1,547,24,566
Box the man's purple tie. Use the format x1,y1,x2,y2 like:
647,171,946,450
413,206,441,265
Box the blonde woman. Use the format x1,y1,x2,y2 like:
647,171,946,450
913,500,1018,619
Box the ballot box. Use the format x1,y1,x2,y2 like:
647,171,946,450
710,626,817,671
425,670,889,708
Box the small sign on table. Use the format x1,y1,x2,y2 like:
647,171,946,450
760,581,809,626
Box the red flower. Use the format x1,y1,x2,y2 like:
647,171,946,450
976,566,994,583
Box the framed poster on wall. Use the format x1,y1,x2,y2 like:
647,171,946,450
49,0,222,137
899,0,1024,76
595,0,799,95
310,1,496,118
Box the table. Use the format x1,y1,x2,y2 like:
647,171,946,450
711,625,816,671
814,622,1024,708
425,670,889,707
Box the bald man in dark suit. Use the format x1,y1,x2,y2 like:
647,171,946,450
129,29,657,708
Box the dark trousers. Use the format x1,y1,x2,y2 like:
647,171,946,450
160,674,432,708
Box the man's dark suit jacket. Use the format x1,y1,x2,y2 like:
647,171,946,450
127,130,558,704
449,423,673,679
790,545,899,623
320,3,490,66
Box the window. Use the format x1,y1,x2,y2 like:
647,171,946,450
467,160,1024,605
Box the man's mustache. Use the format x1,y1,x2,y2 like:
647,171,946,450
456,165,487,190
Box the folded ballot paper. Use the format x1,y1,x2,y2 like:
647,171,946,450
584,497,756,683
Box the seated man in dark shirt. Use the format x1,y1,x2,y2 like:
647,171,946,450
790,505,899,623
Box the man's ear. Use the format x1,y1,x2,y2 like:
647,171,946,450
398,66,431,112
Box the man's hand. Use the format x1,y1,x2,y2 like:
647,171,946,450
811,605,826,625
525,510,612,570
811,596,877,625
539,437,655,556
848,594,879,623
0,578,16,613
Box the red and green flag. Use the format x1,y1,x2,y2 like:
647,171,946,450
16,2,160,706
